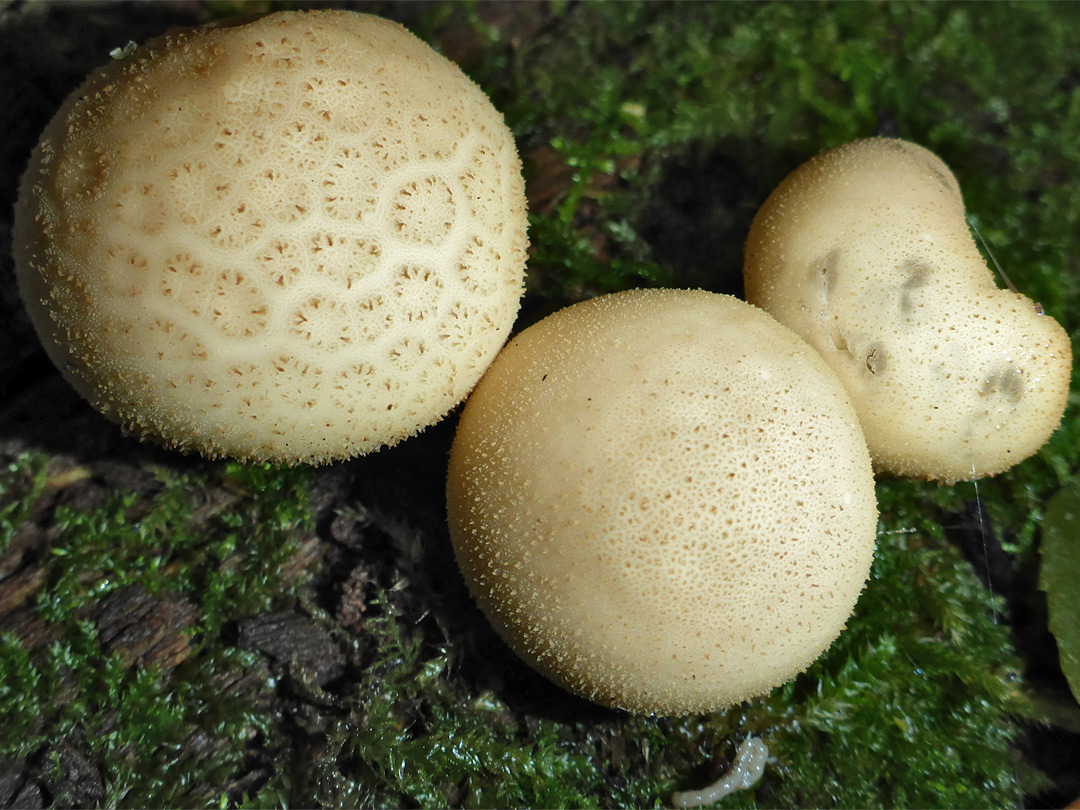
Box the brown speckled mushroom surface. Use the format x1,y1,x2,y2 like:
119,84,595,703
446,288,878,715
744,137,1071,483
12,9,528,465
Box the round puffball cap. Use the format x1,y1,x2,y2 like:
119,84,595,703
446,289,878,715
744,137,1071,482
13,10,528,464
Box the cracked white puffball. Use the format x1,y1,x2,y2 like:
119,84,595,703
13,10,528,464
446,288,877,715
744,137,1070,482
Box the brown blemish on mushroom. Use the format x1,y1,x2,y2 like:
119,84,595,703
808,249,841,308
865,345,885,376
899,258,931,315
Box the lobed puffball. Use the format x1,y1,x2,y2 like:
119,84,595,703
744,137,1071,482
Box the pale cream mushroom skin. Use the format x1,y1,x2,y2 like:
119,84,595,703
446,289,877,716
13,10,527,464
744,137,1071,483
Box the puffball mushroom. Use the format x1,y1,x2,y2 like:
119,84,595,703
744,137,1071,483
12,10,528,464
446,289,878,715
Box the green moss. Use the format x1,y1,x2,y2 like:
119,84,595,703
220,505,1035,808
0,462,314,805
246,603,601,809
753,508,1033,809
0,451,50,552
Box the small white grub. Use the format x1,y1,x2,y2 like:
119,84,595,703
671,736,769,808
109,40,137,60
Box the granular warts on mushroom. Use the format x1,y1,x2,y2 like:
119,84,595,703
446,289,878,716
13,10,528,465
744,137,1071,483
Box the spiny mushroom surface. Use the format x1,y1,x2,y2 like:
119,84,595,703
12,10,528,464
744,137,1071,483
446,288,878,715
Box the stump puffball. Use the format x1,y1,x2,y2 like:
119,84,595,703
13,10,528,464
446,289,878,715
744,137,1071,482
